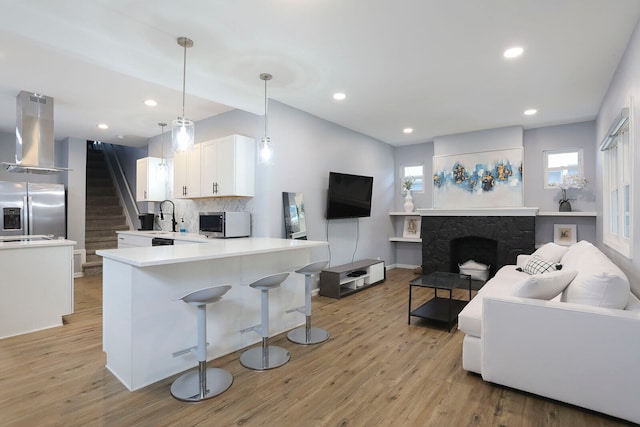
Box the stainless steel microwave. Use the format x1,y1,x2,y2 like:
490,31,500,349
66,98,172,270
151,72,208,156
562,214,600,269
199,211,250,238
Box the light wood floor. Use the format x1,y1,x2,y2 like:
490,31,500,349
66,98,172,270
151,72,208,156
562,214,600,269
0,269,631,426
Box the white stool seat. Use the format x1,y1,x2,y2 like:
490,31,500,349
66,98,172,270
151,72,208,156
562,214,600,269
295,260,328,275
240,272,291,370
249,272,290,291
287,260,330,345
179,285,232,305
170,284,233,402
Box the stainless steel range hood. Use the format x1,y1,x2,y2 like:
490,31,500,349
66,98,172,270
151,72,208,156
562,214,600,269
1,91,71,174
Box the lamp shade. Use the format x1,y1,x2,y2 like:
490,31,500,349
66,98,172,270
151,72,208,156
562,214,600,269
258,136,273,164
171,117,194,152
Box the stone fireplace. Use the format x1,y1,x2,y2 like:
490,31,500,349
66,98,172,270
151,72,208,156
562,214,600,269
420,208,536,280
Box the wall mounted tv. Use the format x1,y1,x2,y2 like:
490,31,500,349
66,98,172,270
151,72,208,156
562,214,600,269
326,171,374,219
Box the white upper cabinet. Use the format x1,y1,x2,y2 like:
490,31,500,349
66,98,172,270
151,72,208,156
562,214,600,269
200,135,255,198
173,145,201,199
136,157,167,201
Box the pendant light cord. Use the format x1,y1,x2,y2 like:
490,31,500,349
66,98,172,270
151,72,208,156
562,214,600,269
260,73,272,139
264,77,268,137
181,43,187,119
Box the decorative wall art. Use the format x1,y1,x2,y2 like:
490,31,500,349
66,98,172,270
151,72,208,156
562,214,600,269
432,148,523,208
554,224,577,245
403,216,421,239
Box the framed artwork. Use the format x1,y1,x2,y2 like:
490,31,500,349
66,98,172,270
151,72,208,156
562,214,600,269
432,148,523,208
554,224,577,246
403,216,421,238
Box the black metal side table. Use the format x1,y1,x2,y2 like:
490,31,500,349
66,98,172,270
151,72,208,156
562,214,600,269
408,271,472,332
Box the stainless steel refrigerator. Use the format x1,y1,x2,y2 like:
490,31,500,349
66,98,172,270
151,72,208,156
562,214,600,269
0,181,66,238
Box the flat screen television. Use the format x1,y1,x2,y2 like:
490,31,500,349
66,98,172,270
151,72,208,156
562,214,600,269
326,172,374,219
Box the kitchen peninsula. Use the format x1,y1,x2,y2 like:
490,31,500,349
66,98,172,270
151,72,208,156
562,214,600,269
97,237,328,391
0,237,76,339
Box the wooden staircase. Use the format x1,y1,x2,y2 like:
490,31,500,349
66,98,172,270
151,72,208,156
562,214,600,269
83,148,128,276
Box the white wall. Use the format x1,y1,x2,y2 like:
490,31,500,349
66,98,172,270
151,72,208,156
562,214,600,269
138,101,396,268
393,121,599,266
596,18,640,295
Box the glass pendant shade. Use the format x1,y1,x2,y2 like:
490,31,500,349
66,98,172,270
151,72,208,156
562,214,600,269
171,117,195,152
258,72,273,165
258,136,273,164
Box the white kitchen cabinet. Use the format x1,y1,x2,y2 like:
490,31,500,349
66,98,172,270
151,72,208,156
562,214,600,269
173,145,201,198
200,135,255,198
136,157,167,202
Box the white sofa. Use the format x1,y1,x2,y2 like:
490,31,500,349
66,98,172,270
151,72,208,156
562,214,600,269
458,240,640,424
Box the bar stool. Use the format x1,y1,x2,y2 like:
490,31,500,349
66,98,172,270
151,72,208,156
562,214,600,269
170,285,233,402
240,272,291,370
287,260,330,345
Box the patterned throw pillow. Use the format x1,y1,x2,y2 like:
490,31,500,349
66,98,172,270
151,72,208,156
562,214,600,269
519,255,561,275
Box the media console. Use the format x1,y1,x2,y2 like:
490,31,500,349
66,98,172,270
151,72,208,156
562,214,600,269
319,259,386,299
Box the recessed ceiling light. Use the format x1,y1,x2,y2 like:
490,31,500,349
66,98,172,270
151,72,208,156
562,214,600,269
333,92,346,101
403,128,414,134
524,109,537,116
97,123,109,130
504,47,524,58
144,99,158,107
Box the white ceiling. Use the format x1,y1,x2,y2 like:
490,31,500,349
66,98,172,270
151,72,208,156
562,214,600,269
0,0,639,147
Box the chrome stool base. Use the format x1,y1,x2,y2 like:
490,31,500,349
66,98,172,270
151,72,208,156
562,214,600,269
170,367,233,402
287,326,329,345
240,345,290,370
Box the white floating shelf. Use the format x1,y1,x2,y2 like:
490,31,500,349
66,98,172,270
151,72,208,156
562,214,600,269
537,211,597,217
389,237,422,243
389,212,421,216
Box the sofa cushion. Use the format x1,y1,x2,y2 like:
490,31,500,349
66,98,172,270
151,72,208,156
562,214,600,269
458,265,528,337
519,255,561,275
513,269,577,300
560,241,630,309
532,242,569,263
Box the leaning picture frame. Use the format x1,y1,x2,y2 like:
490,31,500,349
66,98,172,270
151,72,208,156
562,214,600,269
554,224,577,246
403,216,421,239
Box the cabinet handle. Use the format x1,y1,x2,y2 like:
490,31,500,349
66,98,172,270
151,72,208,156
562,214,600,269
213,182,218,194
183,185,187,196
144,190,147,199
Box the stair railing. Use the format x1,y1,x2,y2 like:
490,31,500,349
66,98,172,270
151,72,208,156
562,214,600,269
101,143,138,231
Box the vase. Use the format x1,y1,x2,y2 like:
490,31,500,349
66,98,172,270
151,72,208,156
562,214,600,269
403,189,415,213
558,188,571,212
559,200,572,212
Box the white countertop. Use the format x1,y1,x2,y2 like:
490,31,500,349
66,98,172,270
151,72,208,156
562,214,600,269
97,237,328,267
117,230,211,243
0,238,76,250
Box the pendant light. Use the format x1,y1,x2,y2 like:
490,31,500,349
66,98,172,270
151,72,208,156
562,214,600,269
172,37,195,152
158,122,168,182
258,73,273,165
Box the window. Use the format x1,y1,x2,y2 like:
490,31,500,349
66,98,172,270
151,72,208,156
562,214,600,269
602,106,632,258
402,165,423,193
543,149,583,188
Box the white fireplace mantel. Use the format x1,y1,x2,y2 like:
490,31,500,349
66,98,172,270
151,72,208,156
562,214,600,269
417,207,539,217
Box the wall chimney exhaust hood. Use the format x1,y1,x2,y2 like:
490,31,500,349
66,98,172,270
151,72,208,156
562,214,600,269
1,91,71,174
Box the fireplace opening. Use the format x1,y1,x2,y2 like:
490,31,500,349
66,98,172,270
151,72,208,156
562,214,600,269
450,236,498,284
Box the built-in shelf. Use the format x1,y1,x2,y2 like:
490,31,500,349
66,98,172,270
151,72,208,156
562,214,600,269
389,237,422,243
389,212,421,216
537,211,597,217
389,212,422,243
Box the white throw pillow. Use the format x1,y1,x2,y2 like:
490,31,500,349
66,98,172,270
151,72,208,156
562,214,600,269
562,271,630,309
512,269,577,300
520,255,560,275
531,242,569,264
